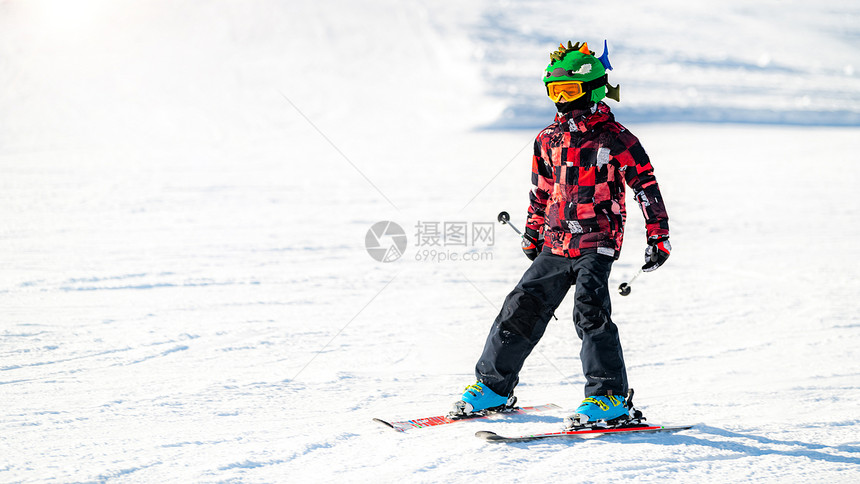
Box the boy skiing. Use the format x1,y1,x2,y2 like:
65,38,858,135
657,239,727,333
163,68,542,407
452,41,671,428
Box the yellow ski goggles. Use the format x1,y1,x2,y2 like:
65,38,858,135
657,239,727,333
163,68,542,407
546,81,586,103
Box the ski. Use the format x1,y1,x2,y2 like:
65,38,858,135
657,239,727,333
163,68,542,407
373,403,560,432
475,423,693,443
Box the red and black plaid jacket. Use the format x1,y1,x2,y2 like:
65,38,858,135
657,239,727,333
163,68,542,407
526,102,669,259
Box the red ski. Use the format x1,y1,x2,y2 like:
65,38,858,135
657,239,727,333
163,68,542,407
373,404,560,432
476,423,693,443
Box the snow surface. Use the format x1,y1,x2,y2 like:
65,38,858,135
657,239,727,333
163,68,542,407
2,0,860,482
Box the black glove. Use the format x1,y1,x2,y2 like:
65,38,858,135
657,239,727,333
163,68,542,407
642,235,671,272
522,227,543,261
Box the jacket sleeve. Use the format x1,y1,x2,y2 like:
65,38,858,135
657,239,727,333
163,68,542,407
613,131,669,239
526,137,553,231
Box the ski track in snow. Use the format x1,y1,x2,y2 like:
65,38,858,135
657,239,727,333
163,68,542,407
2,0,860,482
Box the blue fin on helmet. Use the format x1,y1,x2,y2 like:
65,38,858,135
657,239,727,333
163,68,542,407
598,40,612,71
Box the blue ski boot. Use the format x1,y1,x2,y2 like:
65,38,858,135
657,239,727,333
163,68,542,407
564,394,631,429
449,382,515,417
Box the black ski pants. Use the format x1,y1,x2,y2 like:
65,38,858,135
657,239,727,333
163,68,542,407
475,252,628,398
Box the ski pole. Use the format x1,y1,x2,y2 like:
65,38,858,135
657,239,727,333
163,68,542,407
496,211,522,235
617,268,643,296
502,211,643,298
497,211,557,321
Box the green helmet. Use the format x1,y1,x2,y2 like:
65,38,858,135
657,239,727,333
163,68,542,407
543,41,620,103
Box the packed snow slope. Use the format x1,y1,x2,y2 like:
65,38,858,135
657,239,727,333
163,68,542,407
2,0,859,482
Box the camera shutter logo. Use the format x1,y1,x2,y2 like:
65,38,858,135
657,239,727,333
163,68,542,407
365,221,407,262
